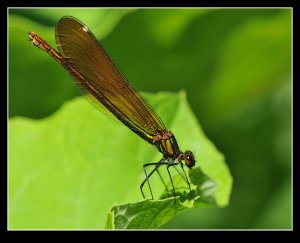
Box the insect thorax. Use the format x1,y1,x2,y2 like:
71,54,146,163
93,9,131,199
153,131,181,158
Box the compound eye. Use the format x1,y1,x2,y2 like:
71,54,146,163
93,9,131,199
184,157,191,168
183,151,195,169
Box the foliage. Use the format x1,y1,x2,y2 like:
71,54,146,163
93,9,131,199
9,8,291,229
9,93,231,229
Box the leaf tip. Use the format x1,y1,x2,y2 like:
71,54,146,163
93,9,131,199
179,89,187,100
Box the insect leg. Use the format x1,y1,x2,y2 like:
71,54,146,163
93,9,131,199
172,162,192,192
140,159,168,200
166,164,177,202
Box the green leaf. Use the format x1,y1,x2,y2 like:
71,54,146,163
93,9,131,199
106,210,115,229
106,166,217,229
9,92,232,229
107,198,191,229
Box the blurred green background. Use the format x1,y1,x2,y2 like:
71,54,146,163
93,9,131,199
9,8,291,229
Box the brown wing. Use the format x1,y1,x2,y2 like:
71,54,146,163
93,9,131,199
55,16,166,143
